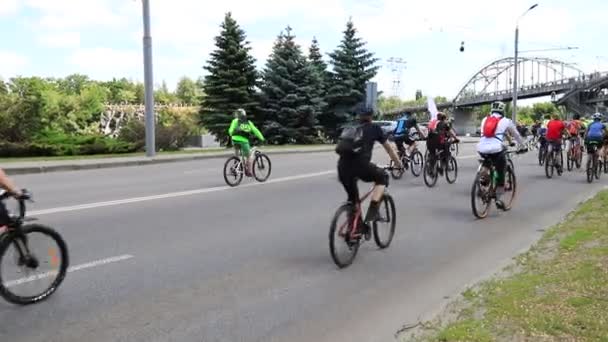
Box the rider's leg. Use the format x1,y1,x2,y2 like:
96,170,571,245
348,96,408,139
337,159,359,205
395,138,405,156
241,141,252,175
361,164,388,223
405,137,415,156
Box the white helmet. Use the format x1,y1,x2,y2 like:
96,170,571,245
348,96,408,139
592,112,603,121
234,108,246,119
490,101,505,115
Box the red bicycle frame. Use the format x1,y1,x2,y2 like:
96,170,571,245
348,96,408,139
337,186,375,241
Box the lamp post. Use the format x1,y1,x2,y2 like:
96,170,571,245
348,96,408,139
512,3,538,122
141,0,155,157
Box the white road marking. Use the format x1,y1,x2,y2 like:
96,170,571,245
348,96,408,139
5,254,134,287
29,170,335,216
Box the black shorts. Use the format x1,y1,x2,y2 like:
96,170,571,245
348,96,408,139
394,135,415,146
338,158,387,203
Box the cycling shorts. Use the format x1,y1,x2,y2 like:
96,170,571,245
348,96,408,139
233,140,251,157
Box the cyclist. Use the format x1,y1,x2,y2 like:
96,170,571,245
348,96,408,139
393,112,426,157
427,112,458,174
336,107,403,239
584,113,607,158
476,101,526,207
546,113,570,172
565,114,585,160
228,109,265,177
0,168,22,226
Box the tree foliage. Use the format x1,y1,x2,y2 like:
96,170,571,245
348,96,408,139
200,12,259,144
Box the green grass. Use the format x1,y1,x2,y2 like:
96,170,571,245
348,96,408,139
0,144,332,163
409,190,608,342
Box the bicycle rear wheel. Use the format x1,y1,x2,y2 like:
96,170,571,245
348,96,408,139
223,156,244,187
373,194,396,249
410,150,424,177
445,156,458,184
545,152,554,179
0,225,69,305
423,157,438,188
471,169,491,219
538,147,546,166
587,156,594,183
252,153,272,182
567,150,573,171
501,164,517,211
329,205,359,268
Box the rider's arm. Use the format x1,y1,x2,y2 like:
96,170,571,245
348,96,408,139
228,119,238,136
0,169,20,195
506,120,525,145
382,142,402,167
415,124,426,139
249,121,265,141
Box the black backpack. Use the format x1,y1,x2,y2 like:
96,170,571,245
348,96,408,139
335,124,365,156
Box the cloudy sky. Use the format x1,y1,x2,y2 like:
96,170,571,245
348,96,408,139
1,0,607,100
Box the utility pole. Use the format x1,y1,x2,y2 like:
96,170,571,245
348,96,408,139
512,3,539,122
142,0,155,157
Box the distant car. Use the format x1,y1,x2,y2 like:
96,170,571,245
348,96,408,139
373,120,397,139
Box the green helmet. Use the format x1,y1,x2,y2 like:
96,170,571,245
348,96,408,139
490,101,505,115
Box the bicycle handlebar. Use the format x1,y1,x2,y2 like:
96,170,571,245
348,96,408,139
0,189,32,223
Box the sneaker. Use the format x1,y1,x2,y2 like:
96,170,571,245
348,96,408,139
358,221,372,241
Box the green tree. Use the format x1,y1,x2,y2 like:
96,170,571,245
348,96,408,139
57,74,91,95
154,81,177,104
323,19,379,139
260,27,322,144
532,102,557,120
378,95,405,114
134,83,145,104
175,76,199,105
0,78,7,95
200,12,259,144
415,89,423,101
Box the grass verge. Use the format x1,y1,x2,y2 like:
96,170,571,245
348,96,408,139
0,144,332,163
403,189,608,342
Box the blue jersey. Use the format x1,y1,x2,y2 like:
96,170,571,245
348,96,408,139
587,121,605,140
394,116,416,137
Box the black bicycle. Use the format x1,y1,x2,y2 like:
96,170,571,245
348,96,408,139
0,190,69,305
586,141,602,183
223,146,272,187
389,145,424,179
423,146,458,188
544,142,564,179
538,138,548,166
471,150,525,219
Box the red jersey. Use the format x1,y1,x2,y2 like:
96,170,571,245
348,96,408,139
546,120,566,140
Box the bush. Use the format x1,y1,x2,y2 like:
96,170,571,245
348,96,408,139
118,118,194,152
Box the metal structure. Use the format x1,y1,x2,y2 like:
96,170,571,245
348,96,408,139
386,57,407,97
141,0,155,157
389,56,608,116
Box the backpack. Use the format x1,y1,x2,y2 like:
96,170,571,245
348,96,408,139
568,120,581,135
482,115,502,139
587,122,605,139
428,119,439,133
335,124,365,156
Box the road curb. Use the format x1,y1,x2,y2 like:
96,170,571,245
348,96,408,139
5,147,336,175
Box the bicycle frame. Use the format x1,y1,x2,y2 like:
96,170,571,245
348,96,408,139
338,187,375,241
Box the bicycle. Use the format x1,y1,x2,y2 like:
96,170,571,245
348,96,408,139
586,141,602,183
544,141,564,179
537,138,548,166
223,146,272,187
423,144,458,188
471,149,524,219
449,140,459,156
566,137,583,171
329,166,398,268
389,142,424,179
0,190,69,305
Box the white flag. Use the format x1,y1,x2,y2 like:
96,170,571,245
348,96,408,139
427,96,438,120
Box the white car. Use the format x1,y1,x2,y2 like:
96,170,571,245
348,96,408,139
373,120,397,139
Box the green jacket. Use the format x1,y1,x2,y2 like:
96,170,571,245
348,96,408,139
228,118,265,143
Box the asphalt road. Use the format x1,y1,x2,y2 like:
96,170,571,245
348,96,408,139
1,144,606,342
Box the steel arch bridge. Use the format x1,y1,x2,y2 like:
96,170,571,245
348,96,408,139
454,57,583,105
389,56,608,115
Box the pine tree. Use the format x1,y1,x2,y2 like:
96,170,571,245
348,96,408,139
308,37,329,119
260,27,322,144
200,12,258,144
323,19,379,140
308,37,330,84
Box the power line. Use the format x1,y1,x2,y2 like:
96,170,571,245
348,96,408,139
386,57,407,97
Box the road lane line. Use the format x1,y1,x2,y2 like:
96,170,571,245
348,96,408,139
6,254,134,287
29,170,335,216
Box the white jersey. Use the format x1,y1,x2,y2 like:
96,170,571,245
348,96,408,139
477,114,524,154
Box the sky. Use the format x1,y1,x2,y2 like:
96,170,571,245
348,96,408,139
1,0,607,101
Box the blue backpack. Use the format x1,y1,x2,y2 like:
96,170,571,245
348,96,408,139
587,122,605,139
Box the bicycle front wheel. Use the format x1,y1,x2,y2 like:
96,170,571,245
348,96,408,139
410,150,424,177
445,156,458,184
389,159,403,180
0,225,69,305
329,205,359,268
423,157,438,188
373,194,396,249
538,147,545,166
253,153,272,182
587,156,594,183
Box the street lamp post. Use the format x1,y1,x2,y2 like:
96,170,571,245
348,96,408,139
142,0,155,157
512,3,538,122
